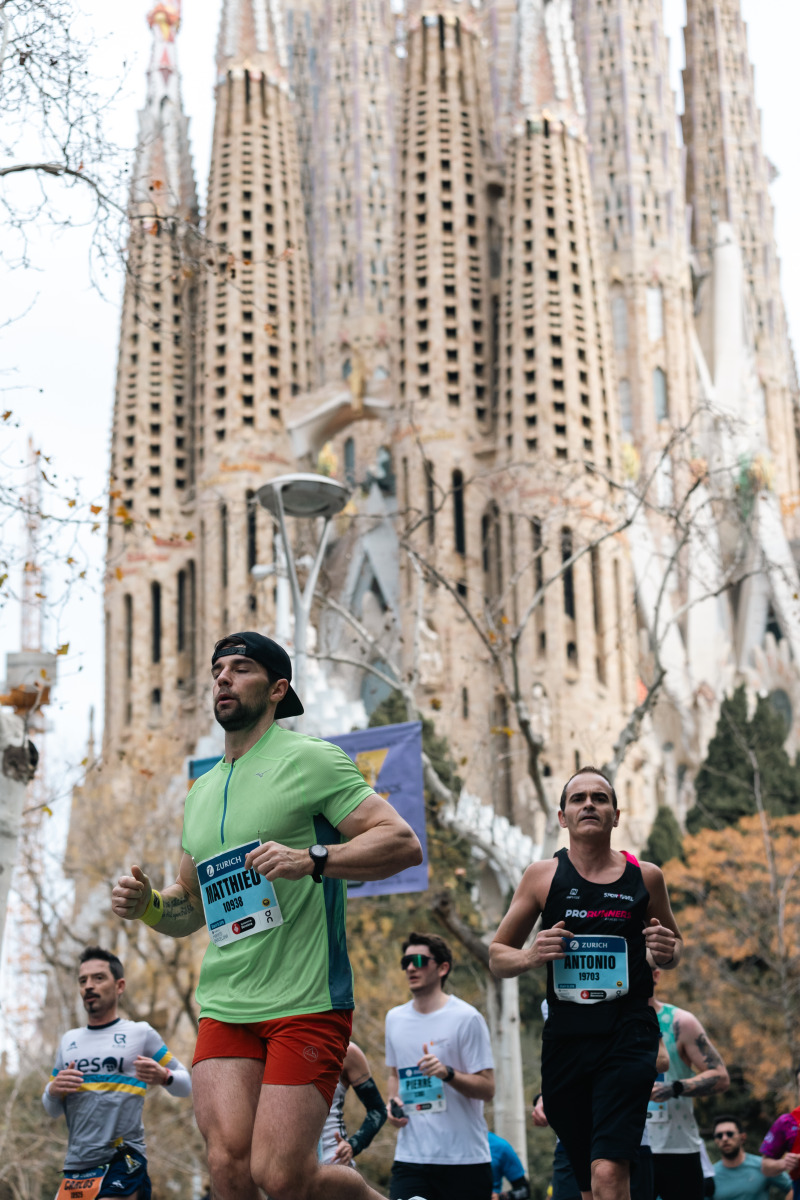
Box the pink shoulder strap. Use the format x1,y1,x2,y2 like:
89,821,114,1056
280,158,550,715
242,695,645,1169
622,850,639,866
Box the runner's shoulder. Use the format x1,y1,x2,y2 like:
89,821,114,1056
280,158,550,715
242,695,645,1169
264,726,356,767
636,857,665,882
522,857,558,898
57,1025,85,1049
385,998,415,1024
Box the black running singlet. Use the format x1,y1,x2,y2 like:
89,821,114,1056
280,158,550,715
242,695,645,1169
542,847,653,1035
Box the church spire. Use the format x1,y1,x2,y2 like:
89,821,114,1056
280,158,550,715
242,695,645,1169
514,0,584,127
103,0,199,754
216,0,288,84
132,1,197,217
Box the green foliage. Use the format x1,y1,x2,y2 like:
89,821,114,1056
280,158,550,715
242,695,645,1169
644,805,684,866
687,685,800,833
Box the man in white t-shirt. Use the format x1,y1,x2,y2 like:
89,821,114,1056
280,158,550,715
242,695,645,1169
385,931,495,1200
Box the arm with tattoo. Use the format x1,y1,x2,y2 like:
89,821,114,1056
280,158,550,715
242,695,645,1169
651,1012,729,1101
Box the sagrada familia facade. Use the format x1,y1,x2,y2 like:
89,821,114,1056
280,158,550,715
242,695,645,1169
96,0,800,853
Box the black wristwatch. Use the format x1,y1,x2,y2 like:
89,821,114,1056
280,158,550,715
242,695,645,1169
444,1065,455,1083
308,844,328,883
671,1080,685,1097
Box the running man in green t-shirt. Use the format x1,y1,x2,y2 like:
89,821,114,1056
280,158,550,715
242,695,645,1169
111,631,422,1200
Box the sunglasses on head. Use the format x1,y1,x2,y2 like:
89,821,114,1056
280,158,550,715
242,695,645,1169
401,953,435,970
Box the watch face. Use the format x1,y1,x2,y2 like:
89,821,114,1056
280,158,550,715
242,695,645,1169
310,844,327,858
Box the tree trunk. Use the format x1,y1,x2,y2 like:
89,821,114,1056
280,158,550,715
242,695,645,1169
0,710,34,960
486,974,528,1171
432,890,528,1168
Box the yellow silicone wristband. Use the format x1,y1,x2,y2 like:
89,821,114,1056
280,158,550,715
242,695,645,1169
140,889,164,927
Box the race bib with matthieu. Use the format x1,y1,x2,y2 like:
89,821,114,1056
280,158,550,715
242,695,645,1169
198,841,283,947
398,1067,447,1113
553,935,629,1003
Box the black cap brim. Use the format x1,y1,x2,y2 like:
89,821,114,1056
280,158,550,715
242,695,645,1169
275,685,304,719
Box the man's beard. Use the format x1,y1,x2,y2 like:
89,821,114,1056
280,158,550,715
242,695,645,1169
213,686,270,730
720,1146,741,1161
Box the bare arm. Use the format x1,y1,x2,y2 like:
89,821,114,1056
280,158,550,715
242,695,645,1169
342,1042,371,1088
417,1042,494,1101
650,1012,729,1101
244,794,422,883
448,1066,494,1101
642,862,683,969
762,1155,800,1178
111,854,206,938
489,861,566,978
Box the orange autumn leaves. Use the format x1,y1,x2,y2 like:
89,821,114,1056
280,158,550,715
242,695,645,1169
662,814,800,1104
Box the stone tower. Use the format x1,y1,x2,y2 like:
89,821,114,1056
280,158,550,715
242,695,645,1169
391,3,507,805
306,0,397,387
196,0,315,649
573,0,696,455
682,0,800,517
495,0,638,818
103,1,199,758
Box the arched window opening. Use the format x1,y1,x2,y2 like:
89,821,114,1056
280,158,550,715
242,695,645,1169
220,503,229,589
425,460,436,545
619,379,633,434
561,527,575,620
246,490,257,572
481,502,503,600
653,367,668,423
151,582,162,665
124,594,133,681
646,285,664,342
452,469,466,556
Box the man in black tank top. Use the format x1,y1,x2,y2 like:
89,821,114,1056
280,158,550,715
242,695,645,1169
489,766,683,1200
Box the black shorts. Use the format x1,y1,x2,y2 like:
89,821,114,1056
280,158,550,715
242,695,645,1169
65,1151,151,1200
652,1152,704,1200
541,1010,659,1191
390,1160,493,1200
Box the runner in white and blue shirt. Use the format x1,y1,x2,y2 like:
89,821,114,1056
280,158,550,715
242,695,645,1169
43,948,191,1196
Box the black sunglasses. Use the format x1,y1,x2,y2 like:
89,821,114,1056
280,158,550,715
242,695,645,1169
714,1131,738,1140
401,953,435,970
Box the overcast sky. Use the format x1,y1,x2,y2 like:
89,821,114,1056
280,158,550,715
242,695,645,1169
1,0,799,797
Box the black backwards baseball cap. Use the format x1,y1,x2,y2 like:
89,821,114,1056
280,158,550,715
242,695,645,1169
211,632,304,719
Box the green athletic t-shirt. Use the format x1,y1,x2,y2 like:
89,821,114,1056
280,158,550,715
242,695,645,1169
182,723,375,1022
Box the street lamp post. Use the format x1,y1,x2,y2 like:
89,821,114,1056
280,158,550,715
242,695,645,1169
255,473,350,731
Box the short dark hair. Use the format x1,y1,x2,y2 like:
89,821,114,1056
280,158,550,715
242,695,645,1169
713,1114,743,1133
560,766,617,811
402,931,453,986
79,946,124,981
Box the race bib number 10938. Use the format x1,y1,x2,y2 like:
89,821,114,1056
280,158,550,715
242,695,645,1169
198,841,283,947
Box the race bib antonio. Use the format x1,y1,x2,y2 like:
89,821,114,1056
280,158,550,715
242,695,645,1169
552,935,629,1003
